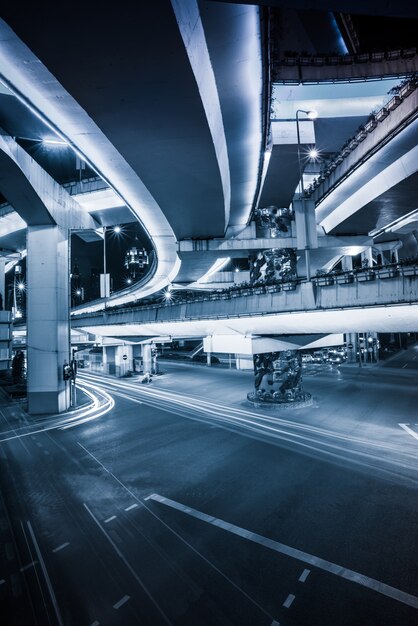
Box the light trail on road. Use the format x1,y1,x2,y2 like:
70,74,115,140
79,372,418,488
0,380,114,443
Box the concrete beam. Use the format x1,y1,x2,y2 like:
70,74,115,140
274,55,418,85
0,133,97,229
203,333,344,354
178,234,372,254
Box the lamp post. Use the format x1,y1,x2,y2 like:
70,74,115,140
101,225,122,303
100,226,109,304
295,109,318,281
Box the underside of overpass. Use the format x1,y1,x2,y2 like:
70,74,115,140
0,0,416,411
1,6,418,626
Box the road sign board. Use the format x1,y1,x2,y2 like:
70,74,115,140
347,343,353,349
122,354,128,360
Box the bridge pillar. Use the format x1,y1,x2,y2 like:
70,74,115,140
103,345,116,375
341,255,353,272
294,198,318,280
249,350,308,405
0,258,5,310
345,332,358,362
361,248,373,268
27,225,70,415
132,344,141,372
142,344,152,375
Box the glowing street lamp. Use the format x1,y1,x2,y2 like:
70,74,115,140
101,225,122,300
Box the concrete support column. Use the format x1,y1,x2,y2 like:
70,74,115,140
103,345,116,375
250,350,305,404
341,255,353,272
345,332,357,362
294,198,318,281
0,259,5,310
142,344,152,374
115,345,132,377
361,248,373,268
133,344,141,372
27,225,70,414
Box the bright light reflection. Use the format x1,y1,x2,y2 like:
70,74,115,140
42,138,68,146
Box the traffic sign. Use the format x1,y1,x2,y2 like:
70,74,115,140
122,354,128,360
347,343,353,349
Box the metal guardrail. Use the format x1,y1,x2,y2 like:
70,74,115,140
306,77,417,199
272,49,417,84
71,263,418,326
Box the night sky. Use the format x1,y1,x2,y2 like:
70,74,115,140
71,222,151,298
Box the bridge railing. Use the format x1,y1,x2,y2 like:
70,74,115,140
71,262,418,326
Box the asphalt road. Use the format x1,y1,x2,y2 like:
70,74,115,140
0,347,417,625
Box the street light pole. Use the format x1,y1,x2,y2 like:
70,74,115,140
103,225,107,282
295,109,317,282
101,225,108,309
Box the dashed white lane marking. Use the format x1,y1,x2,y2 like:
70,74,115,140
90,621,100,626
147,493,418,610
20,561,37,572
270,621,280,625
0,578,5,585
283,594,295,608
402,364,408,369
113,595,130,610
398,424,418,442
125,504,138,512
104,515,117,524
27,521,64,626
144,494,153,501
52,542,70,553
83,504,171,625
299,568,310,583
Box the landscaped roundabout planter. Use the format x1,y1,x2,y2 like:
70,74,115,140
247,391,313,410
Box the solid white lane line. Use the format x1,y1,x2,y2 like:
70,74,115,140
125,504,138,512
27,521,64,626
20,561,37,572
77,444,276,623
113,595,130,610
299,568,310,583
398,424,418,442
147,494,418,610
83,504,172,625
52,542,70,553
283,594,295,608
104,515,117,524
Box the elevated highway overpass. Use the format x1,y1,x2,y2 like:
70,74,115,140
0,2,416,413
71,265,418,338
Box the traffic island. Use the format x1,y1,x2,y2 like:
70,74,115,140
247,390,313,409
247,349,313,409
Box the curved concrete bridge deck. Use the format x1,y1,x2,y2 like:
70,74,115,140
71,266,418,337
